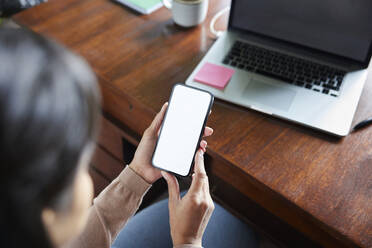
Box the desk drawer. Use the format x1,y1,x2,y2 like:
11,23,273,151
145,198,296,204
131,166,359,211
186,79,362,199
91,146,125,182
91,115,139,196
97,115,139,164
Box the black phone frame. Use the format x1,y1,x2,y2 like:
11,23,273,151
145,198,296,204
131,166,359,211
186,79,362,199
151,83,214,177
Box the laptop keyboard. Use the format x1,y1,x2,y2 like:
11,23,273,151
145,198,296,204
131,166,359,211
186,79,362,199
223,41,346,97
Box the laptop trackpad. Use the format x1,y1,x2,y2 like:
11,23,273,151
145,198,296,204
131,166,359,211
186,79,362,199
243,79,296,112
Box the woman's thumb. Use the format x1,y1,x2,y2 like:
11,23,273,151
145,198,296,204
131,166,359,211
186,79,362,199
161,171,180,206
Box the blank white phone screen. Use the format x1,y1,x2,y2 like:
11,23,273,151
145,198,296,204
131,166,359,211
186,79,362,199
152,85,212,176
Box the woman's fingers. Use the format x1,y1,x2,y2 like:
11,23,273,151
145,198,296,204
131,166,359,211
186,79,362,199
200,140,207,152
161,171,180,206
203,127,213,137
147,102,168,136
189,149,208,194
194,149,206,175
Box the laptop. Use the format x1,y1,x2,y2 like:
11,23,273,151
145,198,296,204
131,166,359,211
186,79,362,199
186,0,372,136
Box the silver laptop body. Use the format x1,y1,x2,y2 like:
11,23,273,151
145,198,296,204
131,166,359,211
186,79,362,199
186,0,372,136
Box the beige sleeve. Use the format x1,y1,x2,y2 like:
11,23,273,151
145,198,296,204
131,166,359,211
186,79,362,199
66,165,203,248
66,166,151,248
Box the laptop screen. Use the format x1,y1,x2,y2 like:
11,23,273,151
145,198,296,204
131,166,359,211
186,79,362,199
230,0,372,63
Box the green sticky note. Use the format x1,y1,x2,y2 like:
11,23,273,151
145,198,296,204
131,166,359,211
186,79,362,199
127,0,160,9
115,0,163,14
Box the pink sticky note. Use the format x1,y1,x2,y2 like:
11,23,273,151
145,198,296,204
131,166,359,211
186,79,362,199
194,62,235,90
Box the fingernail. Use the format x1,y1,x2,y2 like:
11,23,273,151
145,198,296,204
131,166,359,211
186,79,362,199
201,140,207,148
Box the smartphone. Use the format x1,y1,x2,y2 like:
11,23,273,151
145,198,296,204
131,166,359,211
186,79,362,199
152,84,214,177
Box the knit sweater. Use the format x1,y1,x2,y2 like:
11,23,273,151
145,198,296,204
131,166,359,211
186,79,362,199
64,166,201,248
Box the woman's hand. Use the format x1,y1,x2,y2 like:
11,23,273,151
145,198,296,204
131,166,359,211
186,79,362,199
129,103,168,184
129,102,213,184
161,148,215,247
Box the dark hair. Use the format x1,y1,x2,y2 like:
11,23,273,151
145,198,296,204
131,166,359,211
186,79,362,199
0,0,45,17
0,28,101,248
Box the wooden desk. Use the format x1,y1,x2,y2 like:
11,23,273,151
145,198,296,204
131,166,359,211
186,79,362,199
14,0,372,247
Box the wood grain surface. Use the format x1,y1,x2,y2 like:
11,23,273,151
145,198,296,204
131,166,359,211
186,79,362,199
13,0,372,247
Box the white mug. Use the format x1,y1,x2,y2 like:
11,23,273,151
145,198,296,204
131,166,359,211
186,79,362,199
162,0,209,28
